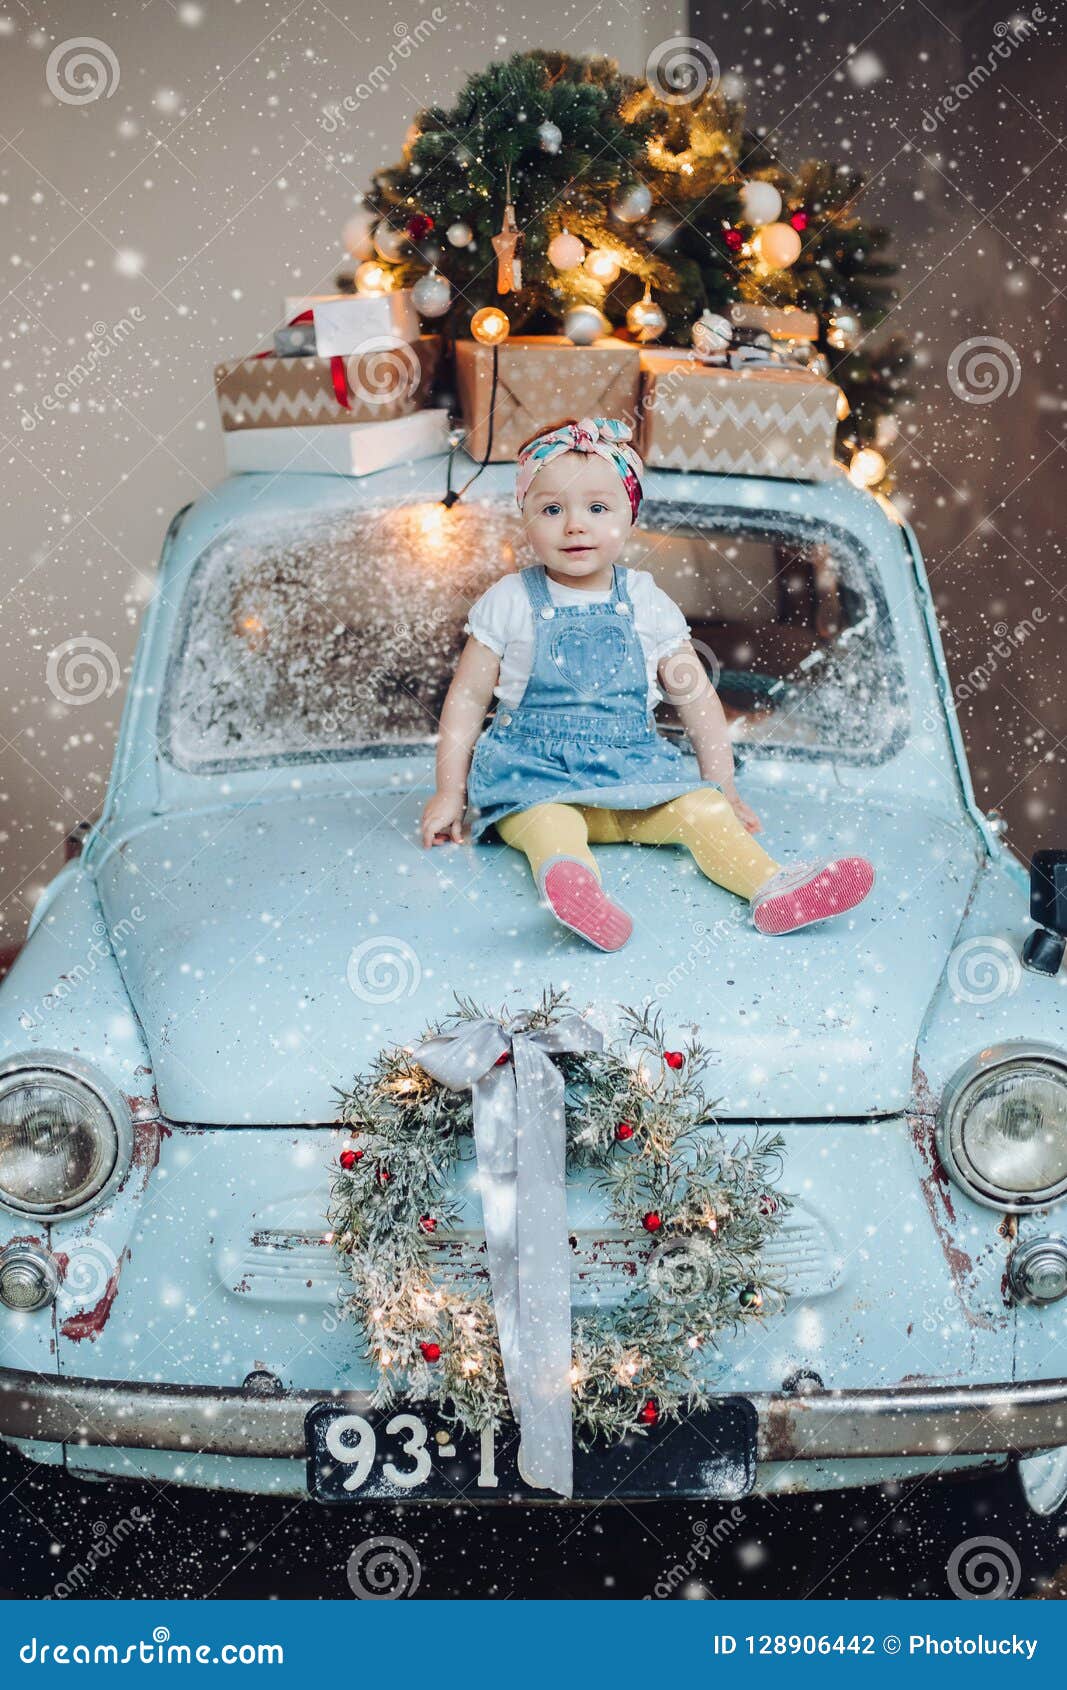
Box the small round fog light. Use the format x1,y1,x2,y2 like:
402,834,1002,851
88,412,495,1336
1008,1236,1067,1306
0,1243,60,1311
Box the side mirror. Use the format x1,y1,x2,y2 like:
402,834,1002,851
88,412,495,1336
1022,850,1067,976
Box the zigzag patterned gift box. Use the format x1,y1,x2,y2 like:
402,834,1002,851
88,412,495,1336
214,336,440,432
637,350,839,481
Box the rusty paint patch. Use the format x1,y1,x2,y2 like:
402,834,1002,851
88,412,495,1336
907,1111,1003,1332
59,1247,129,1341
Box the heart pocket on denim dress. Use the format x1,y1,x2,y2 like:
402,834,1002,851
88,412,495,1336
549,620,628,699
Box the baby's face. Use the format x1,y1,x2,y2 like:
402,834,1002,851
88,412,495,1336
520,453,631,581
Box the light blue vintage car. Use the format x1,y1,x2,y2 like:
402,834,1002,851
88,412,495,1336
1,452,1066,1510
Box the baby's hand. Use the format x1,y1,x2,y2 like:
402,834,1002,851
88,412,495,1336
725,789,762,835
421,789,467,847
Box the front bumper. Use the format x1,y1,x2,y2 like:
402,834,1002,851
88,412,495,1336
3,1366,1066,1464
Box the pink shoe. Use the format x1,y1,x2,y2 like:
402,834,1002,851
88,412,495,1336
538,856,633,951
750,856,875,936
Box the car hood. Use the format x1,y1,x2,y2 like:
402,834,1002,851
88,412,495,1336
95,787,983,1123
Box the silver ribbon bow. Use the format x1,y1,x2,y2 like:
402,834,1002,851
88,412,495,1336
412,1013,604,1498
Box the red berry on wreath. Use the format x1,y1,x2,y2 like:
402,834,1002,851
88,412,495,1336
663,1050,685,1070
642,1211,663,1233
639,1398,659,1426
406,213,435,240
758,1193,778,1216
789,210,808,231
377,1166,392,1186
615,1121,635,1142
420,1341,441,1363
723,226,743,252
494,1050,511,1066
419,1214,438,1233
339,1148,361,1169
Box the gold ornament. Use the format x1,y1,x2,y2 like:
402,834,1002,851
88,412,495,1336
626,287,666,344
491,202,523,293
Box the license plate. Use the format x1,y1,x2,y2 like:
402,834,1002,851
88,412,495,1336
304,1397,757,1503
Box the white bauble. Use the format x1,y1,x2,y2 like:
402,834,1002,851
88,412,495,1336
691,311,733,357
446,221,473,248
411,268,452,318
646,213,680,249
538,120,562,154
740,180,783,228
373,222,408,262
753,221,802,269
612,181,653,224
562,305,609,345
342,207,377,261
547,230,585,270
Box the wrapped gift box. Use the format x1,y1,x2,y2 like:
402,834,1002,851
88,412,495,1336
729,302,819,342
223,408,451,477
282,290,420,355
637,350,838,480
456,335,642,461
215,337,440,432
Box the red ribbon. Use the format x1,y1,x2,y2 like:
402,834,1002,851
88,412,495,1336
252,310,350,411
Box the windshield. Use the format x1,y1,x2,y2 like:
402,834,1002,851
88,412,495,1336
161,497,907,773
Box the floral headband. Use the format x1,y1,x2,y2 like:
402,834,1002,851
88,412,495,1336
515,416,644,523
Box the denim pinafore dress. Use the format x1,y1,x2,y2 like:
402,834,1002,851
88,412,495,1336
468,563,721,841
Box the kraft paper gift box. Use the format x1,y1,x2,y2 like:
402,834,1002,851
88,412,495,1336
637,350,839,480
728,302,819,342
223,407,451,478
455,335,642,462
214,337,440,432
281,290,420,355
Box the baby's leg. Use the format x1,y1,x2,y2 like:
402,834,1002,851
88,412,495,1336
496,803,631,951
496,802,599,881
606,789,780,900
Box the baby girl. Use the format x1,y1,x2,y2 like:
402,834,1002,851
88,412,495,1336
421,415,874,951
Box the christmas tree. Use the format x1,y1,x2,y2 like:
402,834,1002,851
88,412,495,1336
342,50,908,467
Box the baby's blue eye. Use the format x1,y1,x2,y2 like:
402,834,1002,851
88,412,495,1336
541,502,562,516
589,502,608,513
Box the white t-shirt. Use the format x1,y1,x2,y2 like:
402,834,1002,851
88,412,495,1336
464,568,691,711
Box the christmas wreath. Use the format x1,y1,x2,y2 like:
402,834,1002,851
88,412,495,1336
327,992,792,1449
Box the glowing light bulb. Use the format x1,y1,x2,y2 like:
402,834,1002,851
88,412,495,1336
584,249,621,285
354,261,390,296
470,306,510,345
848,447,887,489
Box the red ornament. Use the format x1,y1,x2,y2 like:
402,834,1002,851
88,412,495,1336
615,1121,635,1142
789,211,808,232
419,1341,441,1363
639,1398,659,1426
663,1050,685,1070
377,1166,392,1186
494,1050,511,1066
339,1148,362,1169
418,1214,438,1233
642,1211,663,1233
406,213,435,241
723,226,743,252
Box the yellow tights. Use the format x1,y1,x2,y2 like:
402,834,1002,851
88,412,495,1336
495,789,781,902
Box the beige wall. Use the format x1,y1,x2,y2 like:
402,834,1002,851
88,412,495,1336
0,1,685,946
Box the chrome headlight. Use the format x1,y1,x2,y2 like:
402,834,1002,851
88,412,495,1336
0,1059,128,1217
938,1044,1067,1212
